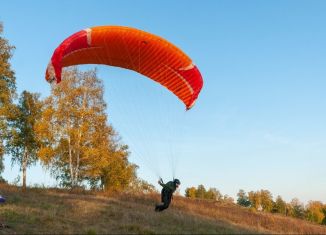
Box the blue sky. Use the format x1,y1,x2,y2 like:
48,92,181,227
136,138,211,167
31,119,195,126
1,0,326,204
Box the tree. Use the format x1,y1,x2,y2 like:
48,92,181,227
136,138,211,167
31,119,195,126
248,191,261,211
290,198,305,219
195,184,206,199
97,143,137,191
272,195,287,215
321,207,326,225
285,202,294,217
35,68,136,189
128,178,157,194
248,189,274,212
205,187,222,201
6,91,41,190
185,187,196,198
185,186,222,201
0,22,16,178
305,201,325,224
237,189,251,207
260,189,274,212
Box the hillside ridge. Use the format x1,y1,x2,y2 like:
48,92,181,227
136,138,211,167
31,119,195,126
0,184,325,234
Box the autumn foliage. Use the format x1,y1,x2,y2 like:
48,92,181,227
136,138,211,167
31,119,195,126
35,68,136,190
186,185,326,226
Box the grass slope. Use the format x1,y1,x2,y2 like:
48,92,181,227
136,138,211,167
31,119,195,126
0,184,325,234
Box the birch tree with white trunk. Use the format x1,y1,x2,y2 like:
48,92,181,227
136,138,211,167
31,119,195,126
36,68,135,189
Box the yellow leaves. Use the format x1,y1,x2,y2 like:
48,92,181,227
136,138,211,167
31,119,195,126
0,23,15,86
185,187,197,198
41,107,55,121
0,26,16,119
37,147,55,164
306,201,325,224
34,122,49,136
33,67,136,189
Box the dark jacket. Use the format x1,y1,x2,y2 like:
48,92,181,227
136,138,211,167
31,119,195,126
159,180,177,193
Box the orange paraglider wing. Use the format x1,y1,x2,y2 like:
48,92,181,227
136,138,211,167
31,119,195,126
46,26,203,109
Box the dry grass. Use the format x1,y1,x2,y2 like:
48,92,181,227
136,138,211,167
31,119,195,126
171,196,326,234
0,184,325,234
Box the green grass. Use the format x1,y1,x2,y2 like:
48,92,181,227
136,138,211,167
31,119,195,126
0,183,325,234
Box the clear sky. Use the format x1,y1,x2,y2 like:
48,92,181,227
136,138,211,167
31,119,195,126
1,0,325,204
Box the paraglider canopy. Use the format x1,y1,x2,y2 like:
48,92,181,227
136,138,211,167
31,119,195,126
45,26,203,110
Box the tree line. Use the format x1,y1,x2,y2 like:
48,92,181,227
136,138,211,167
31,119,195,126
185,184,326,226
0,22,149,192
185,184,234,203
237,189,326,225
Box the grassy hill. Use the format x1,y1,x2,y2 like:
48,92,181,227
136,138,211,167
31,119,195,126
0,184,325,234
